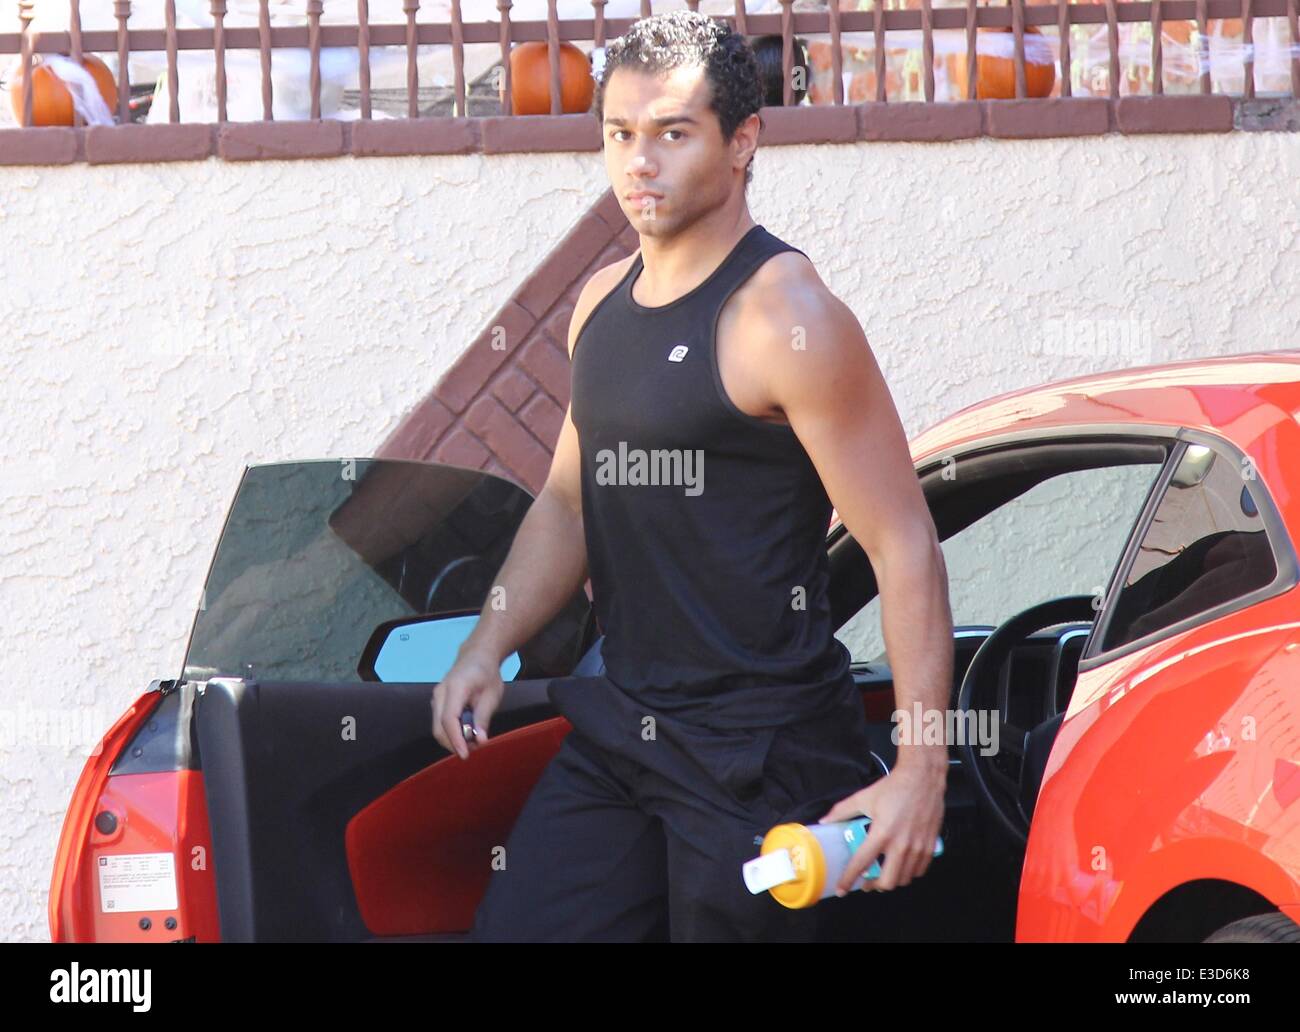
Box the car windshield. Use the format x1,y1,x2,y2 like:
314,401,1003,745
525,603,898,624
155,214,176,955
836,448,1167,664
181,459,588,683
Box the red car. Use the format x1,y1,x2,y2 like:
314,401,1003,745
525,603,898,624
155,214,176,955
50,349,1300,942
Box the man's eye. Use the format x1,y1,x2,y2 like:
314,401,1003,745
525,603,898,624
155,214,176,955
609,128,682,141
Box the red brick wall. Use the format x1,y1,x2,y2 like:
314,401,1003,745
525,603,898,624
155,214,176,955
376,187,636,496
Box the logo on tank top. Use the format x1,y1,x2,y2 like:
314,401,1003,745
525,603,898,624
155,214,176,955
667,344,690,363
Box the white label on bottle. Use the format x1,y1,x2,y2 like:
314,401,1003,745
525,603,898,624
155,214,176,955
742,849,798,894
97,852,178,913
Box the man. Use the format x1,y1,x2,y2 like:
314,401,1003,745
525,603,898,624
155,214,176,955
436,10,953,942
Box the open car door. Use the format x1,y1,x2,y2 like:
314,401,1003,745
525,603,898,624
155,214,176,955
164,459,592,941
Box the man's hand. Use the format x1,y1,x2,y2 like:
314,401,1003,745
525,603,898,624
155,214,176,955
432,649,506,760
819,762,947,894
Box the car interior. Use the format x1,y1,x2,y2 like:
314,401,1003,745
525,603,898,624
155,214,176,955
809,436,1172,940
181,433,1300,941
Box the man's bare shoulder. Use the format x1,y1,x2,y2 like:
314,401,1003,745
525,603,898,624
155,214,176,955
730,249,859,355
567,251,638,360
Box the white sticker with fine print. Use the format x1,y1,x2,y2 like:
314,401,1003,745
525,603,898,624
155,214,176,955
97,852,179,913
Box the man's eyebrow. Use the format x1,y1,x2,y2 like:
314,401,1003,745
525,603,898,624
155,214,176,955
603,114,701,128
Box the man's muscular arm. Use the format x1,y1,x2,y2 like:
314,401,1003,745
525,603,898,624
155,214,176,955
747,255,953,892
432,263,620,759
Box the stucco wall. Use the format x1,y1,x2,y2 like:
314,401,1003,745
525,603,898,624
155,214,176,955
3,128,1298,940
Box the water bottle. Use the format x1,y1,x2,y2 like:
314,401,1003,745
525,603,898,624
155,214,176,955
741,816,944,908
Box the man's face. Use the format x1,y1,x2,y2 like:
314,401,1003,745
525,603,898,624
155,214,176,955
601,63,752,237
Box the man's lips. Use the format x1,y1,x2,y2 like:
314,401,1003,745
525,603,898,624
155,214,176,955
625,191,663,203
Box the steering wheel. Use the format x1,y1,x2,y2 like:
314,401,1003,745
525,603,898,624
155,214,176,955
956,594,1099,847
424,555,490,612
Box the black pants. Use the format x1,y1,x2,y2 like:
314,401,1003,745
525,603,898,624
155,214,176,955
470,675,879,943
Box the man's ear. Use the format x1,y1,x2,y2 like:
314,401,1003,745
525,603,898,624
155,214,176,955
733,111,761,174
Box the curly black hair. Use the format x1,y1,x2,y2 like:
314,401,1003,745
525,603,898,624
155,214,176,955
595,10,764,187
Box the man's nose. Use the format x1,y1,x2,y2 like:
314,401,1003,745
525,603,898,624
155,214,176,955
626,153,656,178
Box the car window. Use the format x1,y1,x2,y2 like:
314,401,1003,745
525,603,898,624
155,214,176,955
836,461,1164,663
183,460,591,683
1098,444,1278,654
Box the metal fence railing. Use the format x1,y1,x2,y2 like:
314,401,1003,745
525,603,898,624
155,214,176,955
1,1,1297,132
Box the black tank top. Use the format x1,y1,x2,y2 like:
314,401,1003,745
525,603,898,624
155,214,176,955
569,223,855,731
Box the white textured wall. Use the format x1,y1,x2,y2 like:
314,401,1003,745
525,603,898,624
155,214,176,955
2,129,1298,940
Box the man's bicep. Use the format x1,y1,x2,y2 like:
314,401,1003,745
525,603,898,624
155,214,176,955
544,258,627,518
776,303,925,558
542,400,584,519
543,268,612,517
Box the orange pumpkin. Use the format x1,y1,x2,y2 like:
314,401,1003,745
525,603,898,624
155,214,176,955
847,64,905,103
8,53,118,126
847,70,874,103
974,25,1056,99
504,41,594,115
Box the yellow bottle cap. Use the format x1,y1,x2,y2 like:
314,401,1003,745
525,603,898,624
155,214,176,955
760,823,826,909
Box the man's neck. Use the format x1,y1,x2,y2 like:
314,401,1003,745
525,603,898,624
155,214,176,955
634,209,758,304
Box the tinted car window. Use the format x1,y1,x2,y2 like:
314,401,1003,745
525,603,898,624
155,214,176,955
183,460,591,683
1100,444,1278,653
